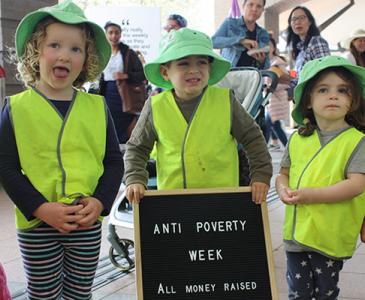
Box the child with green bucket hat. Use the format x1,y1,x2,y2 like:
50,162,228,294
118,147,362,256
123,28,272,203
0,1,123,298
275,56,365,299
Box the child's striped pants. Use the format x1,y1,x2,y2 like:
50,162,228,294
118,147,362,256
17,222,102,300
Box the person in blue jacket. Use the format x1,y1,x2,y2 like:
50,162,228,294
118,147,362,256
212,0,270,69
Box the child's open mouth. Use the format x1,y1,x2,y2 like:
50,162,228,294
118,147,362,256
53,66,70,79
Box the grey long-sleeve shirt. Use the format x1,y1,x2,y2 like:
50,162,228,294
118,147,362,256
124,89,272,187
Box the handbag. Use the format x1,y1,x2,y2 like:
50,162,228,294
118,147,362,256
116,48,147,114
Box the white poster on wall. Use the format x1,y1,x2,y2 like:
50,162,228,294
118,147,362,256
85,6,161,64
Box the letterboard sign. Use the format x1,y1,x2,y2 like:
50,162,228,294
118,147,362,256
133,187,277,300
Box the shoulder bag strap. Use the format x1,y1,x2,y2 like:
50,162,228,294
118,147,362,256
124,47,130,72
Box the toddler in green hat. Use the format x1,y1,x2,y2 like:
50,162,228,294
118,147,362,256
124,28,272,203
276,56,365,299
0,1,123,298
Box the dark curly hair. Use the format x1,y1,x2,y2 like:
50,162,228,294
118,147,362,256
298,66,365,136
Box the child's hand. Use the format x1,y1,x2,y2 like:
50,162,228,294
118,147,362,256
33,202,84,233
251,182,269,204
289,188,312,204
280,188,313,205
125,183,145,203
76,197,104,228
277,185,294,204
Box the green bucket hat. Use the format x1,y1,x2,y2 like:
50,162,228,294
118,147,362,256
15,0,111,73
144,28,231,89
292,55,365,125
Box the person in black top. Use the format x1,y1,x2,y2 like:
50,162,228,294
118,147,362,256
99,21,146,144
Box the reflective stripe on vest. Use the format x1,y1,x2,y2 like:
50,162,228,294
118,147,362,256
284,128,365,259
10,88,107,229
152,86,239,189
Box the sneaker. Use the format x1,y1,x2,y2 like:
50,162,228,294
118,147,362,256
268,144,281,151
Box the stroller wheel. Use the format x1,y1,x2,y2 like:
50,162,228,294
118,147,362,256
109,238,135,271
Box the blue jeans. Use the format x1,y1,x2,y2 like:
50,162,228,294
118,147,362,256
265,112,288,146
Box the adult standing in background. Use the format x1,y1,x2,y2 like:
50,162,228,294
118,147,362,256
341,29,365,67
164,14,187,33
212,0,270,69
99,21,146,144
286,6,330,93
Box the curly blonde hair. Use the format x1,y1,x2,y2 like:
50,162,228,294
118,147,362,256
17,17,100,89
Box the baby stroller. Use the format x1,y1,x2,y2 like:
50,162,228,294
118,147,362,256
106,67,278,271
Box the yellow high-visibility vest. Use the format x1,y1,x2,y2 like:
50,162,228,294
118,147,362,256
285,128,365,259
10,88,107,229
152,86,239,189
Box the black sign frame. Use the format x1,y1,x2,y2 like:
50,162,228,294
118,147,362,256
133,187,278,300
